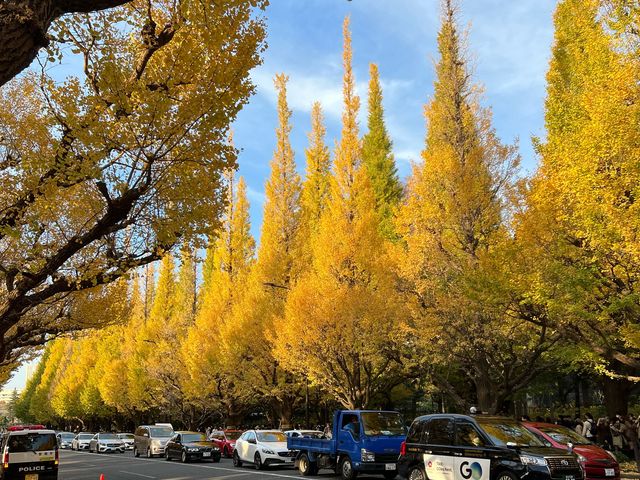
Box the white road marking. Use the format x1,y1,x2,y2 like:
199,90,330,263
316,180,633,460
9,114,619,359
120,471,157,478
61,452,304,479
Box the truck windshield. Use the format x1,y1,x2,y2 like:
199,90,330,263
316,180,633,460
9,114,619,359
361,412,405,436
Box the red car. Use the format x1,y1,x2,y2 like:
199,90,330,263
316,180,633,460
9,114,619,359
525,422,620,480
210,430,243,458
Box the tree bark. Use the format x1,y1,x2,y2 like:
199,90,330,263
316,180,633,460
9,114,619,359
0,0,132,87
601,376,632,417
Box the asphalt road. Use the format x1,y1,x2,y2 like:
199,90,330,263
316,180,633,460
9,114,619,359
59,450,348,480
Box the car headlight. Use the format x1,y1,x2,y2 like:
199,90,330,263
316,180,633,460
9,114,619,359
261,448,275,454
188,448,199,452
213,447,220,451
361,448,376,462
520,455,547,467
576,454,587,464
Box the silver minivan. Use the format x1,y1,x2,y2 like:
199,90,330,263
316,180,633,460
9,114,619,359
133,424,174,458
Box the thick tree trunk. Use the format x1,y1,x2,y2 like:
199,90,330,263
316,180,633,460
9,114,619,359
0,0,132,87
601,377,632,417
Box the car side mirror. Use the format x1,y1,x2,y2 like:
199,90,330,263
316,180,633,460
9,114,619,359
248,438,256,444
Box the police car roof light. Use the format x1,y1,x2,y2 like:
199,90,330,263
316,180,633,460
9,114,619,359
7,424,46,431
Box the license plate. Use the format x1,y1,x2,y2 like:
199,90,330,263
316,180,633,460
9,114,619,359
25,475,38,480
605,469,615,477
565,476,575,480
386,464,396,471
203,452,211,457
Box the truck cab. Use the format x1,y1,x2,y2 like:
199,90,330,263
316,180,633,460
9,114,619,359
288,410,406,480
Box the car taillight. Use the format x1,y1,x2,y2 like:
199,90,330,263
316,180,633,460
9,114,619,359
55,448,59,465
400,441,406,457
3,451,8,469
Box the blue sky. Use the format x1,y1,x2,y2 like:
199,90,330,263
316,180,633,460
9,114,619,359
4,0,557,391
234,0,557,242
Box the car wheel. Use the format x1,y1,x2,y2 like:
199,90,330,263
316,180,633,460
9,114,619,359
165,449,171,461
408,466,426,480
147,447,152,459
298,453,318,476
254,452,263,470
233,450,243,468
181,450,188,463
339,456,358,480
496,472,518,480
134,446,139,458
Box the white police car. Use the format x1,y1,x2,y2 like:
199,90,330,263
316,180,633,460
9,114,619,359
0,425,59,479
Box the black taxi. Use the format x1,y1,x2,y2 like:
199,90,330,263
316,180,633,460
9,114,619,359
397,415,583,480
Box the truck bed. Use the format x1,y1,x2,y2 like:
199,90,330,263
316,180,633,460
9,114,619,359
287,436,336,454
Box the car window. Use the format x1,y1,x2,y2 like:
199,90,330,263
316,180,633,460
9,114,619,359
256,431,286,442
8,433,57,452
225,431,242,440
182,433,206,442
407,420,426,444
149,427,173,437
99,433,118,440
78,434,93,440
427,418,454,445
456,423,486,447
478,420,544,447
536,426,591,446
247,431,256,442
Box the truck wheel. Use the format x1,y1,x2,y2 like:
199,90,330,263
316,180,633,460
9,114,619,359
233,450,243,468
340,456,358,480
408,466,426,480
298,453,318,476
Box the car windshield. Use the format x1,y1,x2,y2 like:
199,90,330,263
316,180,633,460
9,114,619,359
8,433,57,452
60,433,75,439
361,412,405,436
149,427,173,437
225,431,242,440
537,425,591,445
118,434,134,439
78,434,93,440
478,420,544,447
182,433,206,442
99,433,118,440
256,431,287,442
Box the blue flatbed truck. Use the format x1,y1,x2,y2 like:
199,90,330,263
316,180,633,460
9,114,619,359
287,410,406,480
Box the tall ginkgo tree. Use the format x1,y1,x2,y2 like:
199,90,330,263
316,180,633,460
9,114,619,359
275,17,408,410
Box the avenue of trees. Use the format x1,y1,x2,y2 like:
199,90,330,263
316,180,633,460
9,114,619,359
12,0,640,428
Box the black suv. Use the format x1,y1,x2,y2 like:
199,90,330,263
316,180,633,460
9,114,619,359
397,415,583,480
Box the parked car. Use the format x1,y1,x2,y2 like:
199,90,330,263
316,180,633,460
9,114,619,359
234,430,297,470
56,431,75,449
397,414,584,480
71,432,93,451
165,431,221,463
0,425,58,480
524,422,620,480
133,424,174,458
284,430,324,439
117,433,135,451
89,432,125,454
210,430,243,458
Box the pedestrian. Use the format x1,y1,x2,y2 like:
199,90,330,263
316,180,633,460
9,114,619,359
622,415,640,473
575,418,583,435
582,412,595,440
323,423,331,438
596,417,613,449
610,415,625,452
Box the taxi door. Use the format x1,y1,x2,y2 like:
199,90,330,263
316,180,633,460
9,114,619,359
450,420,493,480
423,417,456,480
